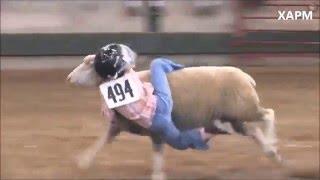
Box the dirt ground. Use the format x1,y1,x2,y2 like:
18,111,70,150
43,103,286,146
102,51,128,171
1,66,319,180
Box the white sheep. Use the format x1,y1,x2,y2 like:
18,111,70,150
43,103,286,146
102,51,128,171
67,46,282,180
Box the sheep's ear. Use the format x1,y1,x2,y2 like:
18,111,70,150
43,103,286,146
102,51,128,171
120,44,137,67
83,54,96,65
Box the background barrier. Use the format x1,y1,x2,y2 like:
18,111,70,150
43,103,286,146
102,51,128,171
1,31,319,56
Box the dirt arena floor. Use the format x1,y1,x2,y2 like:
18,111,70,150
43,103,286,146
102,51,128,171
1,66,319,179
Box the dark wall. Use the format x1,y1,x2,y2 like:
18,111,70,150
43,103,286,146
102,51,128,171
1,31,319,56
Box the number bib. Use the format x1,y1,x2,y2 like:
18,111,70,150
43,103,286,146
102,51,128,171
99,75,141,109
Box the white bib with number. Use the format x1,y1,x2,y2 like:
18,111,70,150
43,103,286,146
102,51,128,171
99,75,141,109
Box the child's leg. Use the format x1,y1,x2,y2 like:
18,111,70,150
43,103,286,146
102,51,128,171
149,58,183,114
152,113,209,150
149,58,209,150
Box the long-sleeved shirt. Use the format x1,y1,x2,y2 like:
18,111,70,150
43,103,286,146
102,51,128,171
101,70,157,128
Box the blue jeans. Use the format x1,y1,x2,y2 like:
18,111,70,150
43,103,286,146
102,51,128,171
149,58,209,150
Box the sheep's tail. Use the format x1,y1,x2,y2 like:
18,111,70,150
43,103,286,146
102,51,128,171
227,67,256,87
244,73,256,87
241,70,260,103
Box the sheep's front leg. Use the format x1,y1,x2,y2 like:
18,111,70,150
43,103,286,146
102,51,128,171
150,135,166,180
76,121,121,169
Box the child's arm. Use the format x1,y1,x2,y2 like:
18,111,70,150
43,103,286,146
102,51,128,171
101,98,116,122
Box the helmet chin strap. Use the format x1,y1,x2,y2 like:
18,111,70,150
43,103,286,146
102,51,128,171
113,72,119,79
113,59,129,79
106,67,126,81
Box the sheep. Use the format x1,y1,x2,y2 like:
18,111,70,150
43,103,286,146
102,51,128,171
66,49,282,180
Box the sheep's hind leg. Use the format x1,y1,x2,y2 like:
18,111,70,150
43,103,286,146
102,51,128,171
261,108,277,146
258,107,282,163
248,126,282,164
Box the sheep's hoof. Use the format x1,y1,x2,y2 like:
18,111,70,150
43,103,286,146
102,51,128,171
75,151,94,169
265,149,284,165
272,153,284,165
151,172,166,180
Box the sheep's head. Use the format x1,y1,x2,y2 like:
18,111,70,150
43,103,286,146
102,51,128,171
66,54,101,87
66,44,137,87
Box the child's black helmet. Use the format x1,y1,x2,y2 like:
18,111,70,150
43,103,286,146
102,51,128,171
94,44,128,80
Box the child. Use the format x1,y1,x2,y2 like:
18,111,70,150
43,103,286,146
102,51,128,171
95,44,212,150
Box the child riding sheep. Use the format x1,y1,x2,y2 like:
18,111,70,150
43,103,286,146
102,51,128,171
94,43,214,150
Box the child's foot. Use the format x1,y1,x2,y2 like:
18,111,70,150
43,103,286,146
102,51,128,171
170,63,184,71
151,58,185,74
162,59,184,72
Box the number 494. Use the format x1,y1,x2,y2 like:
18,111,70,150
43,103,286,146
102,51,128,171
108,79,134,103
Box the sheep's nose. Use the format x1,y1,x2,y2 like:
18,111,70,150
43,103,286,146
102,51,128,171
66,74,71,83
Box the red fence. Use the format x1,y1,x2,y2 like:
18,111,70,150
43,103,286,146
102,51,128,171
231,0,319,57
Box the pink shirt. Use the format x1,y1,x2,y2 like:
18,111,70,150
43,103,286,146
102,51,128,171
101,70,157,128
